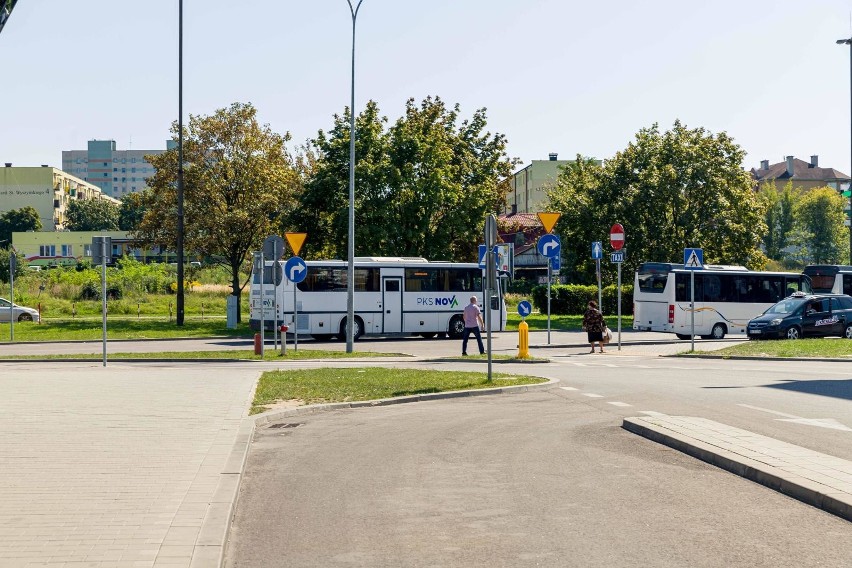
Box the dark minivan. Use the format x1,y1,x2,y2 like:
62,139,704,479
747,292,852,340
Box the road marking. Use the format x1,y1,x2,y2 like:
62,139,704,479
737,404,852,431
559,387,579,391
639,411,667,417
607,401,632,407
582,393,604,398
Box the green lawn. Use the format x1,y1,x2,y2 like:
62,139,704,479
506,313,633,331
697,338,852,359
0,319,254,341
251,367,548,414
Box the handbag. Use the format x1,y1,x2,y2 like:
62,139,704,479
603,327,613,343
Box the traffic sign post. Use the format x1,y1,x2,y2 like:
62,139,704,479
254,252,265,356
264,235,285,350
8,252,14,343
286,256,307,352
684,248,704,351
592,241,602,310
610,224,625,350
536,234,562,345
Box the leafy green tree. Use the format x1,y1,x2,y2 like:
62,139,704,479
791,187,849,264
0,206,42,247
759,181,797,261
118,190,150,231
65,199,120,231
0,248,24,283
136,102,299,321
291,96,513,261
546,122,767,284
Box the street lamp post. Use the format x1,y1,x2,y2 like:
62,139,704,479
345,0,363,353
838,37,852,262
176,0,185,326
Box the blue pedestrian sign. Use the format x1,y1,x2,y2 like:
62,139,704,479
517,300,532,318
683,248,703,270
478,244,499,269
284,256,307,283
537,234,561,258
591,241,603,260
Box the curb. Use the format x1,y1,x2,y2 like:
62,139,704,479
207,377,559,567
672,354,852,363
622,417,852,523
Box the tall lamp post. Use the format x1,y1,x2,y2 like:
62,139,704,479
345,0,363,353
838,37,852,262
176,0,185,326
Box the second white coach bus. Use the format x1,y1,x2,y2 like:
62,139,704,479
250,257,507,340
633,262,811,339
803,265,852,295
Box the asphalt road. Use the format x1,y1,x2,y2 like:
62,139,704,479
225,387,852,568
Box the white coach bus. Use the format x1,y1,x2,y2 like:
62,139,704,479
633,262,810,339
802,265,852,295
250,257,507,340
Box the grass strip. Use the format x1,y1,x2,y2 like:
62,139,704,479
683,338,852,358
0,320,253,341
0,349,408,361
251,367,548,414
506,313,633,331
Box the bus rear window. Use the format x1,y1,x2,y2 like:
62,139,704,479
638,268,669,293
809,275,836,293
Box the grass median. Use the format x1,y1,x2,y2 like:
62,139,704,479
0,319,253,341
0,349,408,361
686,338,852,358
506,313,633,331
251,367,548,414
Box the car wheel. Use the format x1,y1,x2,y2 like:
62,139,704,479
448,315,465,339
845,324,852,339
675,333,691,340
710,323,726,340
785,326,801,340
339,317,364,341
17,313,33,322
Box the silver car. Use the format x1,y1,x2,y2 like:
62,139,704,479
0,297,40,322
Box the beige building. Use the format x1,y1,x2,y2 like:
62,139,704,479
0,164,118,231
505,153,602,215
751,155,850,192
12,230,128,267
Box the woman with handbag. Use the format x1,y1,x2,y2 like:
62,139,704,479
581,300,608,354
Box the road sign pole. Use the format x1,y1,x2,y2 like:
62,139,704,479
101,253,107,367
260,256,265,357
596,258,602,309
9,255,14,342
617,262,622,351
293,283,298,352
547,261,552,345
273,243,278,351
691,270,695,352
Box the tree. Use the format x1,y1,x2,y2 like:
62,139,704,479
545,122,767,284
118,190,150,231
759,181,797,261
0,206,42,247
135,102,299,321
0,248,24,283
291,96,514,261
65,199,120,231
791,187,849,264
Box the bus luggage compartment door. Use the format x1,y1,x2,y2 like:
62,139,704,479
382,278,403,333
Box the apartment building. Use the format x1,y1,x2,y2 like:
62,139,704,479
62,139,173,198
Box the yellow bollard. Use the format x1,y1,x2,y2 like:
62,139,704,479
517,320,530,359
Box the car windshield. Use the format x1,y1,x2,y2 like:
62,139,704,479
764,298,805,315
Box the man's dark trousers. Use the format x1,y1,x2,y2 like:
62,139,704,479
462,326,485,355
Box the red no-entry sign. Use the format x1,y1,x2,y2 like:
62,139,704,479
610,223,625,250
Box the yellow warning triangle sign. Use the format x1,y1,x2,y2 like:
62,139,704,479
285,232,307,256
537,212,561,234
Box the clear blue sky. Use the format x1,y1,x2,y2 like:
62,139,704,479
3,0,852,176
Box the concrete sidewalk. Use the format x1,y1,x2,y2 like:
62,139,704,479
624,414,852,522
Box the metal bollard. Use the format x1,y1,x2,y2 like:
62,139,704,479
254,333,262,355
280,325,288,355
517,320,530,359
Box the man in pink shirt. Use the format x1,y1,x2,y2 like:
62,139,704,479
462,295,485,356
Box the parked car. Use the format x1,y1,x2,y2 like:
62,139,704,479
0,297,40,323
746,292,852,340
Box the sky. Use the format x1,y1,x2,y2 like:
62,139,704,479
3,0,852,176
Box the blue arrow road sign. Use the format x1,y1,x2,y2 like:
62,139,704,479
592,241,603,260
517,300,532,318
550,255,561,271
537,234,561,258
285,256,307,283
683,248,703,270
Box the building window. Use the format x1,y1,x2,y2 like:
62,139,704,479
61,245,73,256
39,245,56,257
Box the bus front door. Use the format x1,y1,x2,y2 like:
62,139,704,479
382,277,403,333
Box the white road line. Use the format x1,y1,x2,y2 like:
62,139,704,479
607,401,632,407
582,393,604,398
737,403,799,419
639,411,667,417
559,387,579,391
738,403,852,431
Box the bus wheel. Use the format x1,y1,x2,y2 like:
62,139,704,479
709,323,726,340
675,333,691,340
785,326,801,340
420,332,437,339
339,317,364,341
448,315,465,339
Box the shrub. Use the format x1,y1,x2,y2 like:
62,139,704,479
531,284,633,315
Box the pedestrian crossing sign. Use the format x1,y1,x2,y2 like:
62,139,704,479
683,248,703,270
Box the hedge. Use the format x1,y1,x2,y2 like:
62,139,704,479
530,284,634,315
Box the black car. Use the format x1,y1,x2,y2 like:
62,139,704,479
747,292,852,340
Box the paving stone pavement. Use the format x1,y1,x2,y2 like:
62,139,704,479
0,362,258,568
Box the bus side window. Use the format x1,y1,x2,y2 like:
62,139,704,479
844,274,852,296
